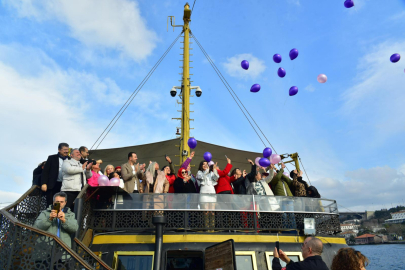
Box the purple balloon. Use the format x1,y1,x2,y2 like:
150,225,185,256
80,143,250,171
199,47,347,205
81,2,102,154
390,53,401,63
259,158,271,167
273,54,282,63
263,147,272,158
109,178,120,186
255,157,261,166
289,48,299,60
269,154,281,164
250,84,261,93
278,67,286,78
188,137,197,149
344,0,354,8
283,171,289,177
289,86,298,96
241,60,249,70
203,152,212,162
98,175,109,186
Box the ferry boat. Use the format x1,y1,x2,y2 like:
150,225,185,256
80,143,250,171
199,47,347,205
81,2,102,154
0,3,346,270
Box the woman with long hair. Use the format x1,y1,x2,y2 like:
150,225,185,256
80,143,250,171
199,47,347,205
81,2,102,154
87,160,100,187
331,248,369,270
141,162,169,194
196,160,219,231
104,164,115,176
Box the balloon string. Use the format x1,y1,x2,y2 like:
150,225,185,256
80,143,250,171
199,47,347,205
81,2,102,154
283,96,288,106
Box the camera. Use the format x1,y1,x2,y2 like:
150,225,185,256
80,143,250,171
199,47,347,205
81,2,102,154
182,150,188,156
170,88,177,97
195,88,202,97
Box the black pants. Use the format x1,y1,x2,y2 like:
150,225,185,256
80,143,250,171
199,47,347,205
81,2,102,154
44,182,62,206
64,191,80,211
219,190,232,194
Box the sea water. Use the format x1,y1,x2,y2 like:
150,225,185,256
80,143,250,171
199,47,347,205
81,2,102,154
354,244,405,270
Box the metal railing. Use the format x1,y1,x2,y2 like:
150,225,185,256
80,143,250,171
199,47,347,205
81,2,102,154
89,191,341,235
0,185,112,270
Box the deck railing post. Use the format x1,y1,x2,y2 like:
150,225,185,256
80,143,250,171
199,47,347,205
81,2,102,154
152,214,167,270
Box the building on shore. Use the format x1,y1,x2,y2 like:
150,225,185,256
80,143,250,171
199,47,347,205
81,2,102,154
340,223,360,234
384,210,405,224
355,234,388,244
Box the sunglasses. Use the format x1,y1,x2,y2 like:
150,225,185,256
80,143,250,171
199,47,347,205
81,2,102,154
181,171,187,174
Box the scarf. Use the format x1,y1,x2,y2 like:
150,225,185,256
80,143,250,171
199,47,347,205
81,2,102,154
58,153,68,160
177,168,187,180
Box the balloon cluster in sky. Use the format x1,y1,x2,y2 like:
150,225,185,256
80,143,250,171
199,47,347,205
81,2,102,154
255,147,283,168
241,48,303,96
272,48,299,96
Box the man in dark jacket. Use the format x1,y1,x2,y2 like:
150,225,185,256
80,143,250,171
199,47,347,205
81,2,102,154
41,143,70,206
272,236,329,270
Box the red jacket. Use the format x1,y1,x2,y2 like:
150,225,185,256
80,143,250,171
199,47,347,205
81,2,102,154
215,163,234,194
165,174,176,193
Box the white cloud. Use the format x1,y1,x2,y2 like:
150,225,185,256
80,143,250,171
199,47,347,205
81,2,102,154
313,165,405,211
0,191,23,206
287,0,300,6
340,40,405,139
222,53,266,80
4,0,158,62
304,84,315,92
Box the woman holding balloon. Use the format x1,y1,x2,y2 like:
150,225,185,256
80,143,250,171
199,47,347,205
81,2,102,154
196,156,219,231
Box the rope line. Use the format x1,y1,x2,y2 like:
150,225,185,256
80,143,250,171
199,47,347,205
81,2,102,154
91,32,183,150
191,0,197,13
298,156,311,186
191,33,278,154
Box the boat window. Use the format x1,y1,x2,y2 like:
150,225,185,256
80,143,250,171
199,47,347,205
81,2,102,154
113,251,154,270
265,252,303,269
166,250,203,270
235,251,257,270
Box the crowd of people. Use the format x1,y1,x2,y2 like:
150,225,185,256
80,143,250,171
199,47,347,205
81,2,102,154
34,142,322,211
31,143,372,270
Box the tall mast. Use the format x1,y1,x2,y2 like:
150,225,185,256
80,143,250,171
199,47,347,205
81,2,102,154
180,3,192,165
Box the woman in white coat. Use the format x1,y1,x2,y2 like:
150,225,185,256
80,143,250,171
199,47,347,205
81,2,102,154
196,160,219,230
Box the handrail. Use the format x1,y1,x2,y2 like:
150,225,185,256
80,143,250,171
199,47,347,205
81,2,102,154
74,238,113,270
1,185,39,211
0,209,94,270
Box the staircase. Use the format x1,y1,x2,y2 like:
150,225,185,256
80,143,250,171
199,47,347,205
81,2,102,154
0,185,112,270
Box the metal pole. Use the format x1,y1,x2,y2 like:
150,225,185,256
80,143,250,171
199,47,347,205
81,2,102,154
153,215,167,270
180,3,191,165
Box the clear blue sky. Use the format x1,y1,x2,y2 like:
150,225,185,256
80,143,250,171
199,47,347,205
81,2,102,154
0,0,405,211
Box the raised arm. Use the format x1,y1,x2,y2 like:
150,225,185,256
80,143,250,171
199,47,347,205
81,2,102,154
181,151,194,169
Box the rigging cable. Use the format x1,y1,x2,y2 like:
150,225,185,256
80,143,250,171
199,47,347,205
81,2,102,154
298,156,311,186
90,32,183,150
191,33,278,154
191,33,266,147
191,0,197,13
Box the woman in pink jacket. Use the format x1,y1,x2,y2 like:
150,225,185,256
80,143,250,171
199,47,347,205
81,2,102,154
87,160,101,187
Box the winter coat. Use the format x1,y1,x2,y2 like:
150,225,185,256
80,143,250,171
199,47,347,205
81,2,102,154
232,176,249,194
291,172,309,197
41,154,71,189
246,169,275,196
33,206,78,248
141,170,170,193
33,165,43,186
196,169,219,194
121,162,143,193
270,169,293,196
272,255,328,270
87,170,101,187
215,163,234,194
165,163,176,193
61,159,92,192
174,168,197,193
